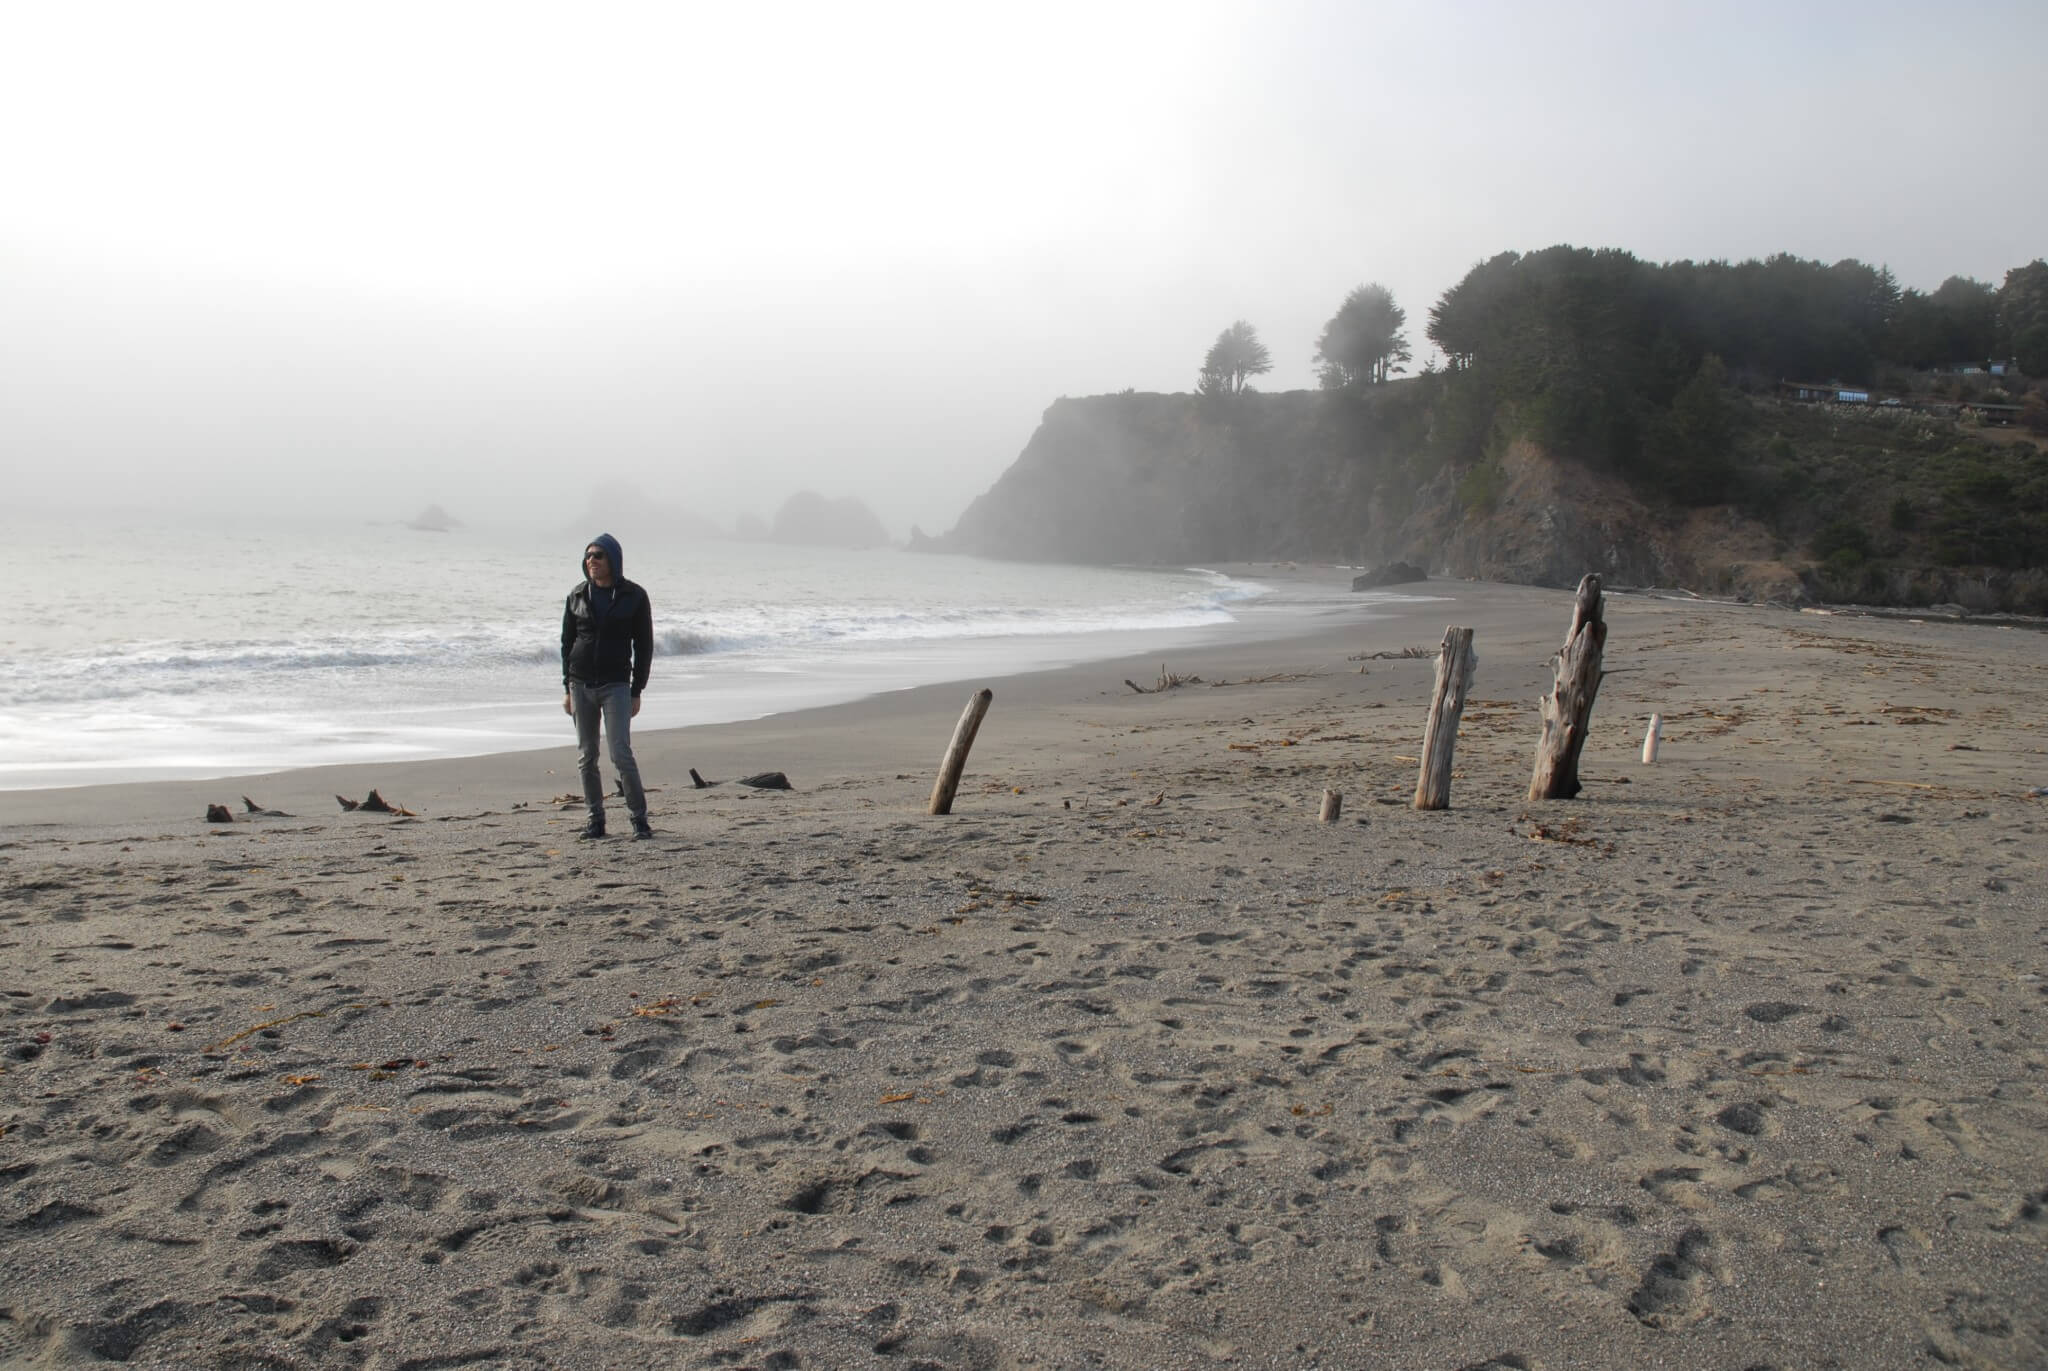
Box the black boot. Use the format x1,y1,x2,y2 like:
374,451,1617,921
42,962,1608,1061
631,816,654,840
578,816,607,840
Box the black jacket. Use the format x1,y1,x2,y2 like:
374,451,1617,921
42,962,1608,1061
562,533,654,694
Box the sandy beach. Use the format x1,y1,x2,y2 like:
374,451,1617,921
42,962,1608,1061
3,572,2044,1370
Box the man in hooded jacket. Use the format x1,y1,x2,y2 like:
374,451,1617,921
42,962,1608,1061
561,533,654,839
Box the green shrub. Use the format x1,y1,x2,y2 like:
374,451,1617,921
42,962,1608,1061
1824,546,1866,574
2021,392,2048,435
1949,465,2014,503
1455,458,1506,512
1812,519,1873,562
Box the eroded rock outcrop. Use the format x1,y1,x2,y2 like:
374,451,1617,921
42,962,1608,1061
923,391,1793,599
770,491,890,548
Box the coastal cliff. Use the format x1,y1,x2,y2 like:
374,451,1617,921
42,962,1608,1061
920,390,1783,596
921,387,2044,610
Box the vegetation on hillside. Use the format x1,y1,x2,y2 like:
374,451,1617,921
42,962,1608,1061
1731,405,2047,608
1402,247,2048,607
944,246,2045,609
1190,247,2048,609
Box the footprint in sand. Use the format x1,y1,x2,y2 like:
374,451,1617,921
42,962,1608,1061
1625,1226,1715,1328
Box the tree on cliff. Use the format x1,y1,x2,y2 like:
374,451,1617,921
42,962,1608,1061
1891,276,1999,369
1197,320,1273,396
1999,259,2048,376
1427,251,1521,371
1315,284,1411,389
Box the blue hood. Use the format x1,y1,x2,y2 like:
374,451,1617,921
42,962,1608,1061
583,532,623,581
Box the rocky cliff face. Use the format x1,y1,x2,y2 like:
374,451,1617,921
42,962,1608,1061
922,391,1800,599
923,393,1258,565
1390,440,1801,600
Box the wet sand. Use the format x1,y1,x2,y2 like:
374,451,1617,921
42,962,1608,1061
3,573,2045,1369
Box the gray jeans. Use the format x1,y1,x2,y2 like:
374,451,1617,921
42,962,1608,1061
570,681,646,823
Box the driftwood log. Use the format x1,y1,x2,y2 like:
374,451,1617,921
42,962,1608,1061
335,789,416,816
687,768,792,790
1528,574,1607,800
1413,626,1477,810
928,688,994,816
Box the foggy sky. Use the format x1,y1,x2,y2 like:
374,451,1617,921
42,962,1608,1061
4,1,2043,539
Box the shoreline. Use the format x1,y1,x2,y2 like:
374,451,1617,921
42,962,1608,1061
0,563,1441,828
0,545,1290,797
0,560,1359,801
3,574,2044,1368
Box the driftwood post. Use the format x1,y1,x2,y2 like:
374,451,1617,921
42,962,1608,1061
1319,789,1343,823
1413,626,1477,810
928,688,994,816
1528,574,1607,800
1641,713,1662,764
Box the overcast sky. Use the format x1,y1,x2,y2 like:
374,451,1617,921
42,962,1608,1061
3,0,2043,537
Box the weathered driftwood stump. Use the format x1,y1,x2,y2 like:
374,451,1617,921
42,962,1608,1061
1319,789,1343,823
1414,626,1477,810
928,688,994,816
1528,574,1607,800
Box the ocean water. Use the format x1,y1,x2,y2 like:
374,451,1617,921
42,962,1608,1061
0,516,1359,789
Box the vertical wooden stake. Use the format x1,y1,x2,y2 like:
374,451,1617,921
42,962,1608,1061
1413,626,1477,810
1528,574,1607,800
928,688,994,815
1319,789,1343,823
1641,713,1662,764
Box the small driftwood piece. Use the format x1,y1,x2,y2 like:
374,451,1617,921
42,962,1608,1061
1126,666,1201,693
336,789,417,816
1641,714,1662,764
1319,789,1343,823
928,688,994,816
1528,574,1607,800
686,769,790,789
205,804,236,824
242,795,292,817
1414,626,1477,810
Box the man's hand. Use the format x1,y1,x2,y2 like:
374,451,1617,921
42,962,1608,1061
562,692,573,716
631,695,642,718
